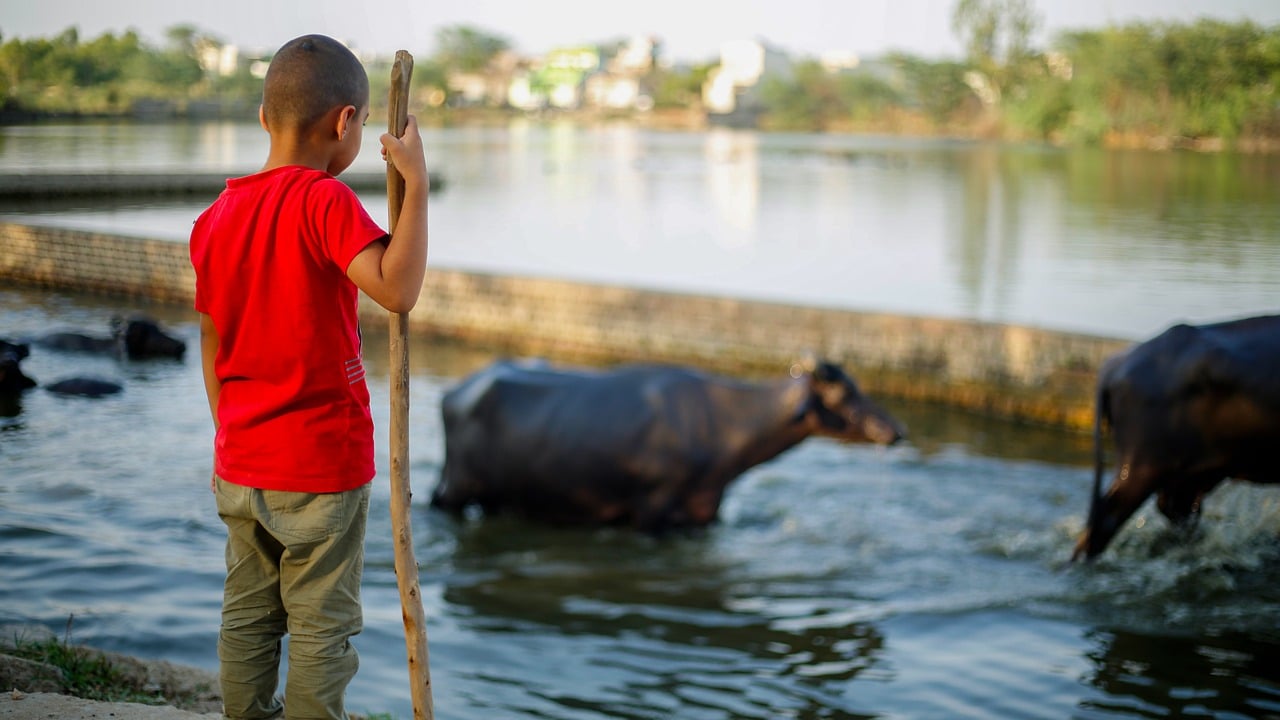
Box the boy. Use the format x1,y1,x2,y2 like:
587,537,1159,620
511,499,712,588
189,34,429,720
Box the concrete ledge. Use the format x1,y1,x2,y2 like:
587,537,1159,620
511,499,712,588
0,171,445,198
0,222,1130,431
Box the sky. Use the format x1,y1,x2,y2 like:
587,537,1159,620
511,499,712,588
5,0,1280,63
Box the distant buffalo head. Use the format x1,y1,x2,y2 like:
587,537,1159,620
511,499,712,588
795,358,905,446
111,315,187,360
0,339,37,395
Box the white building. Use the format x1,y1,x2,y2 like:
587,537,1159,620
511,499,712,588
197,44,239,77
702,39,793,121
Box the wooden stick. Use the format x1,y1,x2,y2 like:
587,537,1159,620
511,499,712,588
385,49,434,720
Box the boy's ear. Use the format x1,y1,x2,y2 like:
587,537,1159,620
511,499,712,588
336,105,357,140
258,105,268,132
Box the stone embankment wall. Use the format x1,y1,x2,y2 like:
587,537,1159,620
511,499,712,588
0,222,1132,431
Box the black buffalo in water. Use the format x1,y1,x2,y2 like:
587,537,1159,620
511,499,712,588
0,338,123,400
35,315,186,360
1073,315,1280,560
433,358,905,531
43,377,123,397
0,339,37,395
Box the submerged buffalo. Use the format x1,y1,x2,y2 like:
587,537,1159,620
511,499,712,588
43,377,124,397
35,315,186,360
433,358,905,531
0,338,123,400
1074,314,1280,560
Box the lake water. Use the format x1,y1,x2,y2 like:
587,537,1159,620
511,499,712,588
3,286,1280,719
2,121,1280,719
2,120,1279,340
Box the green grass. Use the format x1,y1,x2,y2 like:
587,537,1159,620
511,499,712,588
5,618,397,717
7,634,166,705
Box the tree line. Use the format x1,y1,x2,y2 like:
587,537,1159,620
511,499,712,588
3,1,1280,149
0,25,260,117
761,1,1280,147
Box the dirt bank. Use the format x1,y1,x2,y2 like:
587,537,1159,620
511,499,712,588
0,624,222,718
0,690,220,719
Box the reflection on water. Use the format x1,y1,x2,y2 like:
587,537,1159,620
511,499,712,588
1085,628,1280,718
3,120,1279,340
954,145,1023,324
706,128,760,238
438,519,888,718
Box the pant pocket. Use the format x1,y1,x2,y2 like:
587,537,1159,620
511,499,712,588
258,484,368,546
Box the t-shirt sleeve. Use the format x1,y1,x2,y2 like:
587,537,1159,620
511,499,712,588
190,210,211,314
310,178,390,271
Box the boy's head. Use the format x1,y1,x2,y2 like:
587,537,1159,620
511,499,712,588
262,34,369,133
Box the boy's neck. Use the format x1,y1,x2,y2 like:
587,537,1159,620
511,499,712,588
262,131,337,174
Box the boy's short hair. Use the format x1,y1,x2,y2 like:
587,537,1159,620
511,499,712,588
262,34,369,131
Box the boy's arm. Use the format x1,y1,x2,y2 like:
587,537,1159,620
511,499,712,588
347,114,429,313
200,313,221,491
199,313,221,430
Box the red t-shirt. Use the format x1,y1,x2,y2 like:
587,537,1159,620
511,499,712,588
190,165,388,492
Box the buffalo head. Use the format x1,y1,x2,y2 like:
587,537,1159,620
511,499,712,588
0,339,37,395
111,315,187,360
795,358,905,445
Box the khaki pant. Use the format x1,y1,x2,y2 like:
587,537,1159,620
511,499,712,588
215,477,370,720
